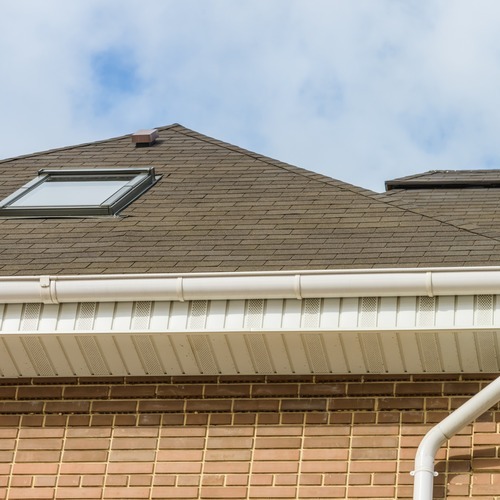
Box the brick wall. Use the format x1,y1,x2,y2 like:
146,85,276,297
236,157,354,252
0,374,499,499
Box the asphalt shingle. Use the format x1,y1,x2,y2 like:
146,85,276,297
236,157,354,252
1,127,500,275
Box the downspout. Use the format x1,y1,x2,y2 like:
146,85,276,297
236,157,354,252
413,375,500,500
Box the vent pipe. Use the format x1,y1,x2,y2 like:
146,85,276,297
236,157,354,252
131,129,159,147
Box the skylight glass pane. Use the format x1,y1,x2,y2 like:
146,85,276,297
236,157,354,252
10,179,130,207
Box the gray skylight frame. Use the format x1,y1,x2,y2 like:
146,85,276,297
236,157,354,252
0,168,157,217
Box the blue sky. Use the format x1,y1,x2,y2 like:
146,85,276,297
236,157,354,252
2,0,500,191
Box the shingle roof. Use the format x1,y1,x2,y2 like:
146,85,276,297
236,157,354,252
382,169,500,242
1,125,500,275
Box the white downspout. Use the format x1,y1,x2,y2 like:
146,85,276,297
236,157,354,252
413,375,500,500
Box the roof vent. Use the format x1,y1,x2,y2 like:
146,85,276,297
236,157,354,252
132,129,159,147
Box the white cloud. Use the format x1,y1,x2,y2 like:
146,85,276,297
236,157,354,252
2,0,500,191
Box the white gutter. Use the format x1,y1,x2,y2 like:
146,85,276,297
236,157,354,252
413,375,500,500
1,266,500,303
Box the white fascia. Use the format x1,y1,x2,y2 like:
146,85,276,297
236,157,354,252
1,266,500,304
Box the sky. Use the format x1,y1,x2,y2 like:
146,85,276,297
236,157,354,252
2,1,500,192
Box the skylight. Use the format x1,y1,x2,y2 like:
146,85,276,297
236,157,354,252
0,168,157,217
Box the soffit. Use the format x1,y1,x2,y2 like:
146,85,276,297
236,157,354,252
0,295,499,377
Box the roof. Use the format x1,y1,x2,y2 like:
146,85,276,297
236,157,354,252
2,125,500,275
382,169,500,241
386,169,500,189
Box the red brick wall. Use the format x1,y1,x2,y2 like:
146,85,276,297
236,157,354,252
0,374,498,499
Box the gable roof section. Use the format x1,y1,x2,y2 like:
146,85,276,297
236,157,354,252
382,169,500,241
1,126,500,275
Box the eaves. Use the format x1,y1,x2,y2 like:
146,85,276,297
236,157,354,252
1,268,500,377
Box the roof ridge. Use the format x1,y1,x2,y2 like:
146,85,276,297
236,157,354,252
168,125,379,196
168,126,500,247
0,124,182,165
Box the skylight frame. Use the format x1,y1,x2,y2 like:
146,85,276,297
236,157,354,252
0,168,157,217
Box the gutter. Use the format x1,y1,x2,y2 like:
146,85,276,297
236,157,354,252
413,375,500,500
1,267,500,303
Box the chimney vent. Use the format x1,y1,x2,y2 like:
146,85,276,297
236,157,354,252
132,129,159,147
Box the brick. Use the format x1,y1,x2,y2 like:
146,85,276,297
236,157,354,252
328,398,375,410
157,385,204,398
250,474,273,486
92,401,137,413
51,488,102,499
137,400,184,414
300,461,347,473
301,449,349,461
351,448,398,460
395,382,442,395
256,427,301,436
159,437,204,449
186,400,232,412
15,451,59,462
252,384,298,397
44,401,90,414
299,383,346,397
156,462,203,474
112,437,157,449
303,437,349,448
351,436,398,448
66,428,112,438
203,462,250,474
17,386,63,399
233,399,280,412
19,428,64,438
63,386,110,399
348,383,394,396
103,487,151,498
248,486,296,498
65,438,110,450
348,474,371,485
299,486,346,498
200,487,247,498
8,489,55,499
13,463,59,475
110,385,156,398
298,474,322,485
378,397,424,410
161,427,205,437
0,402,43,413
109,450,155,462
226,475,250,486
204,385,250,398
62,450,108,462
254,437,301,449
444,382,480,395
151,486,199,498
107,462,154,474
281,399,326,411
207,437,253,449
177,476,200,487
17,439,62,450
348,486,395,497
